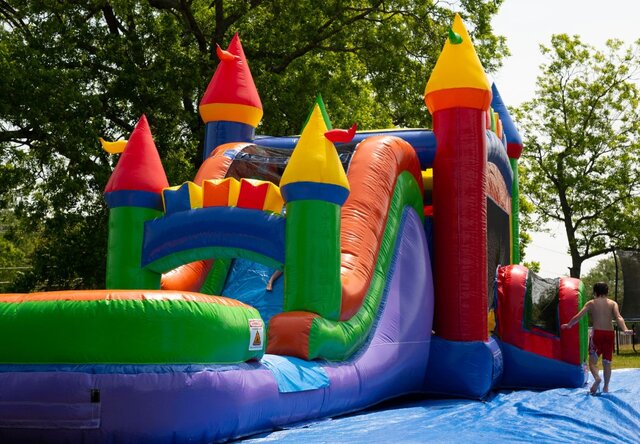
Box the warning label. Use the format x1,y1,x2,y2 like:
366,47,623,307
248,319,264,351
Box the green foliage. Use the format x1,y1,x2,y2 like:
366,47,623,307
515,34,640,278
0,0,507,290
0,210,34,292
523,260,541,274
10,209,109,292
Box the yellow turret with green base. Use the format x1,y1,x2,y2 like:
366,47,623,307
279,96,350,321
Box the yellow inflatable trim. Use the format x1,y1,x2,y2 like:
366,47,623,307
199,103,263,127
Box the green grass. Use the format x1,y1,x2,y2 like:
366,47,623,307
612,344,640,369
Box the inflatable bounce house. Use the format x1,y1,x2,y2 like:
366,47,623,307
0,15,589,443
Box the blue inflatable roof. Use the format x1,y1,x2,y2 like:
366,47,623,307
256,129,437,169
491,83,523,147
256,128,513,192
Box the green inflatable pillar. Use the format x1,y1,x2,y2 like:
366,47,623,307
510,157,521,264
105,205,163,289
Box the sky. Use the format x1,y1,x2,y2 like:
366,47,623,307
489,0,640,277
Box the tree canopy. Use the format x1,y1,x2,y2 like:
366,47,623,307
515,34,640,278
0,0,508,290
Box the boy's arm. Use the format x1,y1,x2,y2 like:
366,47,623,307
561,301,591,329
612,301,633,335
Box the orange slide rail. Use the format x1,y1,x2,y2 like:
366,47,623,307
338,135,422,319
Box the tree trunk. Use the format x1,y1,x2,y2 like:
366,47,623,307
569,259,581,278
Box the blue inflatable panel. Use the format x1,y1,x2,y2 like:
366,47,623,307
104,190,163,210
261,355,329,393
162,184,194,214
422,336,503,399
203,121,255,160
246,369,640,443
497,340,587,390
141,207,285,271
222,258,283,322
486,130,513,193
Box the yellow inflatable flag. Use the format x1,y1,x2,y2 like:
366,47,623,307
99,138,128,154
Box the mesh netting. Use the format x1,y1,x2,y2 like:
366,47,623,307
225,144,356,184
487,198,511,310
617,250,640,320
525,273,560,335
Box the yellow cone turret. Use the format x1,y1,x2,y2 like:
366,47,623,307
280,100,349,203
424,14,492,113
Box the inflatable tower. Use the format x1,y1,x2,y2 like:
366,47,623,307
104,115,169,289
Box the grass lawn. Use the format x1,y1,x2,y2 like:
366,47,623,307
612,344,640,369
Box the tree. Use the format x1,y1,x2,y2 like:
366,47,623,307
515,34,640,278
581,256,624,306
0,1,508,290
0,209,34,292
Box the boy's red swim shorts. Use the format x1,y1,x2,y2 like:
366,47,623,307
589,329,615,362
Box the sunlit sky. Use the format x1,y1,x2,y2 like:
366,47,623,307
490,0,640,277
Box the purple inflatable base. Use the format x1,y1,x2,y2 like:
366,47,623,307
0,210,434,443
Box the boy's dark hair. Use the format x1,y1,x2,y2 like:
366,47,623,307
593,282,609,297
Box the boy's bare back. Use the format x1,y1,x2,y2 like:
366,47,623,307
561,282,631,334
587,297,624,331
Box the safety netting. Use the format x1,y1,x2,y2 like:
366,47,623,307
618,250,640,320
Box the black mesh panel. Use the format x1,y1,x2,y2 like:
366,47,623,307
487,197,511,310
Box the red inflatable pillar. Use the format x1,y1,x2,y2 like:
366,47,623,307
424,15,492,342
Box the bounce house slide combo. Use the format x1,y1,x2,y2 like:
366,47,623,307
0,15,588,443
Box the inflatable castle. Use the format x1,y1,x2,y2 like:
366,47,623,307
0,15,589,443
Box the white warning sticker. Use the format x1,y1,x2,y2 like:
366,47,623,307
249,319,264,351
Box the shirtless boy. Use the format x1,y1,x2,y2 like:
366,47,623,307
561,282,633,394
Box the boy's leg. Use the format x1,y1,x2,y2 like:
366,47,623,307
602,360,612,393
588,353,601,393
588,332,601,393
601,331,615,392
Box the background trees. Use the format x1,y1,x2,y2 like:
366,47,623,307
0,0,507,290
0,209,33,292
515,34,640,278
